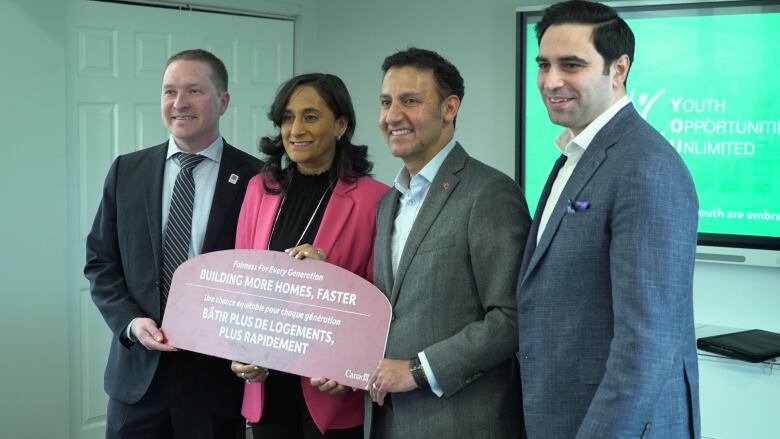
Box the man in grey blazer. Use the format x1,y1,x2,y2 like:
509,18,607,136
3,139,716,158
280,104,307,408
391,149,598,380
366,47,531,438
516,1,700,438
85,49,259,438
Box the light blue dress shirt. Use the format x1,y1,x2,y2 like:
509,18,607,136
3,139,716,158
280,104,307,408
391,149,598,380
161,135,223,257
390,138,457,397
126,135,223,340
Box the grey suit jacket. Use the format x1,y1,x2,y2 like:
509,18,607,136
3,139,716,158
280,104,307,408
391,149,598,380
367,143,531,438
85,141,260,416
516,105,701,438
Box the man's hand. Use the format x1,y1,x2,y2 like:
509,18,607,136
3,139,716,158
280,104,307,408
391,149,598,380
130,318,178,351
368,359,417,405
310,377,350,394
231,361,270,382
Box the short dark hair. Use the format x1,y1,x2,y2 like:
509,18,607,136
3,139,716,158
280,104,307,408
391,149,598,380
536,0,634,86
381,47,464,126
166,49,229,92
259,73,372,193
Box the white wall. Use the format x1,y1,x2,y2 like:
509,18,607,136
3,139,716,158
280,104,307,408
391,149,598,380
0,1,70,437
314,0,530,183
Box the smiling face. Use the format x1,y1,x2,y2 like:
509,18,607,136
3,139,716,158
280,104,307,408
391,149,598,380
161,60,229,152
536,24,628,135
280,85,346,175
379,66,459,175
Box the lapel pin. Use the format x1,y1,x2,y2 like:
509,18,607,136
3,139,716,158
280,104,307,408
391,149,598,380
228,173,239,184
442,182,450,190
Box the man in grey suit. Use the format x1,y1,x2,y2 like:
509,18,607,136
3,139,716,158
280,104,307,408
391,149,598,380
85,49,259,438
366,47,531,438
516,1,700,437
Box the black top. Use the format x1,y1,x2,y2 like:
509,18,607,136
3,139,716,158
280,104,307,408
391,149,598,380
268,171,333,251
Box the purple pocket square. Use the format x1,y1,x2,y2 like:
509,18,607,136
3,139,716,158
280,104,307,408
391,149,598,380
566,199,590,213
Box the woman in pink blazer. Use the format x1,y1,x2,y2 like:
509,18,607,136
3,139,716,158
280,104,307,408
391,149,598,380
231,73,388,438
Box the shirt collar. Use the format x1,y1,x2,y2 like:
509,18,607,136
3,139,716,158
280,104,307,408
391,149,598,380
166,135,224,163
393,138,457,193
554,95,631,156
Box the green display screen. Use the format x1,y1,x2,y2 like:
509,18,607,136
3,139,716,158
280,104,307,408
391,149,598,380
518,2,780,249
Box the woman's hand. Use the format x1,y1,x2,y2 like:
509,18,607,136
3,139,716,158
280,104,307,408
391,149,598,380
286,243,326,261
310,377,350,394
231,361,270,382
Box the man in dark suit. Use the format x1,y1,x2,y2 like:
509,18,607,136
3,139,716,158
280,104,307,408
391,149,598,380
366,48,531,438
85,49,259,438
516,2,700,437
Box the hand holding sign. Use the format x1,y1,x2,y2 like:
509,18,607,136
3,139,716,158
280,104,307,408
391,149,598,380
161,249,391,389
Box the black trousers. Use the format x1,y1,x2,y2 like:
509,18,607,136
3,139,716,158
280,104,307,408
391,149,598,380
250,371,362,439
106,352,244,439
369,401,394,439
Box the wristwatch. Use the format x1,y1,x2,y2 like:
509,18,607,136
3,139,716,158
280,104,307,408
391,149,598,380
409,355,429,389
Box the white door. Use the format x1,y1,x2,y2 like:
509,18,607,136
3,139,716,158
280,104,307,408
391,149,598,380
66,1,293,437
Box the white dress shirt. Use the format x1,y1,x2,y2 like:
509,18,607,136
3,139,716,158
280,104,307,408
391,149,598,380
537,96,631,244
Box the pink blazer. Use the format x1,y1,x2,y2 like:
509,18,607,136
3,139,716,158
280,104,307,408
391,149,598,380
235,173,389,433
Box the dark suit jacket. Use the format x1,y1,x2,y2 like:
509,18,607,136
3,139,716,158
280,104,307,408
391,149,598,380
367,143,531,438
516,105,701,438
85,140,260,416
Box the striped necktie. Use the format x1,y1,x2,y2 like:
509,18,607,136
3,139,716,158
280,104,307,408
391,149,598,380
160,152,206,313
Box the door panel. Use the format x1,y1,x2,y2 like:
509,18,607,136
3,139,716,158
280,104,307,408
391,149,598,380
67,2,293,437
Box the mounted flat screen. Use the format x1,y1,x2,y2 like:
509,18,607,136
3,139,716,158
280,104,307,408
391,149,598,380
517,1,780,266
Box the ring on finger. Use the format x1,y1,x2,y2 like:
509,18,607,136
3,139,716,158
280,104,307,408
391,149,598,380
240,372,246,378
372,382,379,390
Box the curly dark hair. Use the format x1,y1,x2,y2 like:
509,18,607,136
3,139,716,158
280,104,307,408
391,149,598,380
258,73,372,194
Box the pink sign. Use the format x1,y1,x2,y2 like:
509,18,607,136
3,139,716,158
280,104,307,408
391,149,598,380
161,249,391,389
